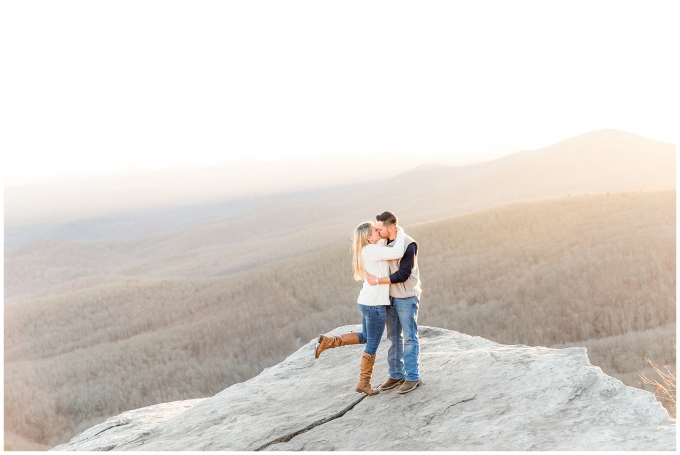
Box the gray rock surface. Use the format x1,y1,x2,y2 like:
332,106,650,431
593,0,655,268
52,399,204,451
53,325,675,451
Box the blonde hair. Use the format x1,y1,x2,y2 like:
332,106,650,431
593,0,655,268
351,222,372,281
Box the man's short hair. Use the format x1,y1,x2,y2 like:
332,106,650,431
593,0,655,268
376,211,398,226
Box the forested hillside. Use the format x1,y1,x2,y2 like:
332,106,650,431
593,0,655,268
5,130,675,303
4,189,675,448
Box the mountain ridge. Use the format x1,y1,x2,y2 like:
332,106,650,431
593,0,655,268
5,129,674,250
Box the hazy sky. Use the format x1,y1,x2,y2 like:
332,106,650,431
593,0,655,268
2,1,678,186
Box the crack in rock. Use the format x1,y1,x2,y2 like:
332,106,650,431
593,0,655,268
424,396,476,426
88,418,132,439
568,388,584,403
567,386,588,403
254,395,367,451
114,431,151,450
567,377,597,403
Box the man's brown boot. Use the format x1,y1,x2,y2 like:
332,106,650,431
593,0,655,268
355,353,380,396
378,377,405,391
315,332,360,358
397,379,422,394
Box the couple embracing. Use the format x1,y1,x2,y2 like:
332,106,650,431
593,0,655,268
315,211,422,396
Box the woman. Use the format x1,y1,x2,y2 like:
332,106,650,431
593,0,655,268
315,221,405,395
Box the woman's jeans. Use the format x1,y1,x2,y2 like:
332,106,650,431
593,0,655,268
386,296,420,381
356,304,387,355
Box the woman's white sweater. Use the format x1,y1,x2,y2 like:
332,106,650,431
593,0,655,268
356,226,406,306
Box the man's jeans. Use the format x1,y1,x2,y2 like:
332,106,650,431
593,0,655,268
356,304,387,355
386,296,420,381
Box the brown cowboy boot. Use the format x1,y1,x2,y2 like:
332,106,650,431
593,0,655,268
378,376,405,391
355,352,380,396
315,332,360,358
397,379,422,394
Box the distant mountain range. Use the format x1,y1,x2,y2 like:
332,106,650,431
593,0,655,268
4,152,482,245
5,129,674,250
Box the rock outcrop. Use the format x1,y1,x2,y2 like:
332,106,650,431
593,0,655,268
53,326,675,451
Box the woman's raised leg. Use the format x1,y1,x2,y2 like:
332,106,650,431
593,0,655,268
315,332,360,358
314,305,367,358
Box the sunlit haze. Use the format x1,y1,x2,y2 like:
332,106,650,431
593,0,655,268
2,1,678,186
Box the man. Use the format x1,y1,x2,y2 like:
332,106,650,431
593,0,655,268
365,211,422,394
